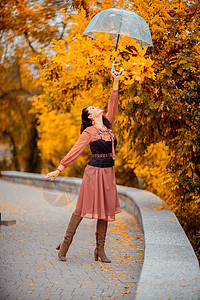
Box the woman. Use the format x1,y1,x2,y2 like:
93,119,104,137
44,69,122,263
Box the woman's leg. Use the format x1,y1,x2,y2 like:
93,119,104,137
94,219,111,263
57,213,83,261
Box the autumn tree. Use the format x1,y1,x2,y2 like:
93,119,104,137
0,0,90,172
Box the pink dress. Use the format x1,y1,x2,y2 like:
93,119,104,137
57,89,122,221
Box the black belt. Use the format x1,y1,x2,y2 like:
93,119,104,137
92,153,112,157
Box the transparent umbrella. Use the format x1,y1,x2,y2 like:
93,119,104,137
83,4,153,74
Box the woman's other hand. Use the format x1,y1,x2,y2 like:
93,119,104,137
43,169,60,182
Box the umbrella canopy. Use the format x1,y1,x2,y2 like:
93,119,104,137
83,8,153,48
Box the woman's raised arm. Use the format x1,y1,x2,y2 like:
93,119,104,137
105,70,120,127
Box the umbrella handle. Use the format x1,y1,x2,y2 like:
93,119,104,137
111,59,115,72
111,59,122,75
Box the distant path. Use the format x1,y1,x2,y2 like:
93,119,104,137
0,180,144,300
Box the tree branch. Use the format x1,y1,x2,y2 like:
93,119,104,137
24,31,37,53
59,22,66,40
0,88,34,99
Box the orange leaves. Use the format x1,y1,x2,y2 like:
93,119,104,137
119,253,134,259
120,55,155,84
33,32,155,109
156,203,167,210
122,289,131,295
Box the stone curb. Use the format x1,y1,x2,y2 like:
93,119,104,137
0,211,16,225
1,170,200,299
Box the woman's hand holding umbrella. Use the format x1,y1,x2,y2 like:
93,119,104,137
111,68,123,80
111,68,123,90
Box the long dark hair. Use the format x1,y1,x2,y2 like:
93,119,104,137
80,107,111,134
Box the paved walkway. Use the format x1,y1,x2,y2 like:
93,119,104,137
0,179,144,300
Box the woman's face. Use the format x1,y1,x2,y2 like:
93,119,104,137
87,106,103,120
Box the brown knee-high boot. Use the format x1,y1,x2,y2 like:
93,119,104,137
56,213,83,261
94,219,111,263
